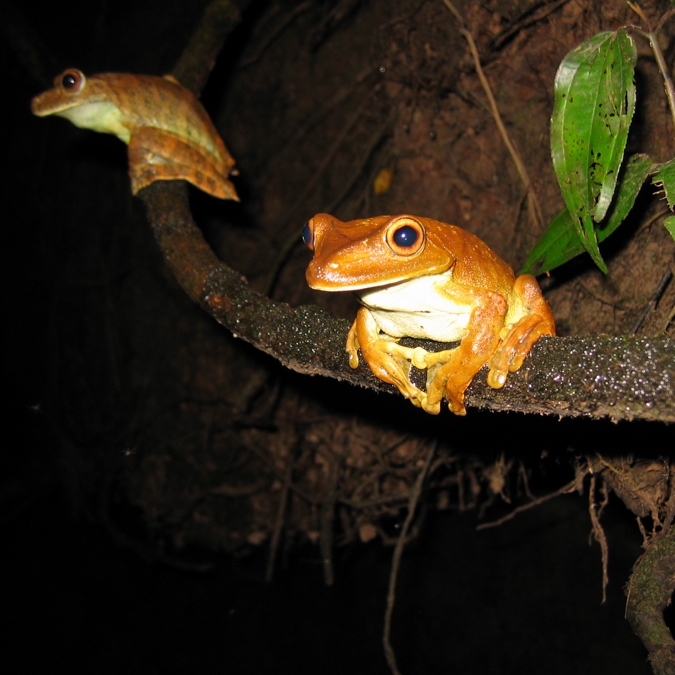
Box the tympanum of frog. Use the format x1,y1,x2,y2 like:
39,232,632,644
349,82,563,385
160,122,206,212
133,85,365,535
304,214,556,416
31,69,238,200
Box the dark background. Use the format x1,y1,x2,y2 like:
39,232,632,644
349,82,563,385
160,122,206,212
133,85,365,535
3,0,672,672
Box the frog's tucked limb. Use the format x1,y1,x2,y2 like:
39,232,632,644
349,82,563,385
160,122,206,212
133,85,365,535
304,213,555,416
128,128,238,199
487,274,556,388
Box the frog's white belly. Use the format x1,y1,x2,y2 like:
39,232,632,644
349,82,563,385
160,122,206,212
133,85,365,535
358,271,471,342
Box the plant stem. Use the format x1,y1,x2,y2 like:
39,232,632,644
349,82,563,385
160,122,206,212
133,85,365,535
382,442,436,675
629,3,675,138
648,32,675,137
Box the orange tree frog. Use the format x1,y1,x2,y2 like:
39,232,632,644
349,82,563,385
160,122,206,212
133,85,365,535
31,69,238,200
304,213,555,415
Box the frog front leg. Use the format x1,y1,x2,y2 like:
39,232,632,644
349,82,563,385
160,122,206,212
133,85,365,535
347,307,437,413
423,289,507,415
487,274,556,388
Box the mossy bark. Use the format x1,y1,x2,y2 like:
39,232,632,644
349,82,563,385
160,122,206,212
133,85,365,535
626,526,675,675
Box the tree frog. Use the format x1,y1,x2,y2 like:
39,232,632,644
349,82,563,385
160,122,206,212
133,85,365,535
304,213,555,415
31,69,238,200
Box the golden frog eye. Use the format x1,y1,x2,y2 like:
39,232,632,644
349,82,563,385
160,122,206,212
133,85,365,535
60,69,85,93
386,216,425,256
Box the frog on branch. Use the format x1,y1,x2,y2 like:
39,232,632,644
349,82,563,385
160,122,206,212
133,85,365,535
31,69,238,200
304,214,555,416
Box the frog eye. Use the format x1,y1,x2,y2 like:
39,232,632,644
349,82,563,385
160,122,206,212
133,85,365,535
386,216,425,256
302,221,314,250
60,69,86,93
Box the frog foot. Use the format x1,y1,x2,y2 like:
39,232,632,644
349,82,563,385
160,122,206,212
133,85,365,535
488,314,553,388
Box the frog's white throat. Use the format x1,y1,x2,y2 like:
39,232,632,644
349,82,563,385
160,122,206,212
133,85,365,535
57,101,131,142
356,270,471,343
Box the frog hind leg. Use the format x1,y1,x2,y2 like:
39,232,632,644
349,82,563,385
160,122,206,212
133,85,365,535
487,274,556,389
348,307,438,413
127,128,239,200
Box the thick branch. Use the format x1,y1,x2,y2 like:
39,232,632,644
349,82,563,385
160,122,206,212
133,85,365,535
140,182,675,422
138,0,675,423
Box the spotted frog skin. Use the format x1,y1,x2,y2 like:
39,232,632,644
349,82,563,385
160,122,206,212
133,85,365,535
31,68,238,200
304,213,555,415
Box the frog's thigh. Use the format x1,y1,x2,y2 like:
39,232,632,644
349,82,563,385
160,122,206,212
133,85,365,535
351,308,437,413
487,276,555,389
512,274,556,330
128,128,235,199
428,290,506,415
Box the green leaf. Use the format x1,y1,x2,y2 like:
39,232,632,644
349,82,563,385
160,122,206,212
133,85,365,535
652,157,675,209
521,153,652,275
550,28,637,273
664,216,675,241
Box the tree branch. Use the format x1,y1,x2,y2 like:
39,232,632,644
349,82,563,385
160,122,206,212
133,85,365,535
626,525,675,674
137,0,675,423
171,0,247,95
140,181,675,422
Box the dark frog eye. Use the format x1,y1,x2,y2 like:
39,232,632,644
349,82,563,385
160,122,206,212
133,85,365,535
386,216,425,256
302,221,314,250
60,69,86,93
392,225,418,247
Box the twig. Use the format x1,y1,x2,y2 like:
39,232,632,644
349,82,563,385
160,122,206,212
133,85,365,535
630,267,673,335
489,0,571,53
383,442,436,675
240,1,313,67
628,4,675,135
442,0,544,230
171,0,245,95
308,0,363,50
379,0,427,32
320,452,341,586
476,470,587,530
660,462,675,530
636,516,650,548
659,296,675,335
588,475,610,604
637,206,670,235
265,454,294,582
247,444,314,504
